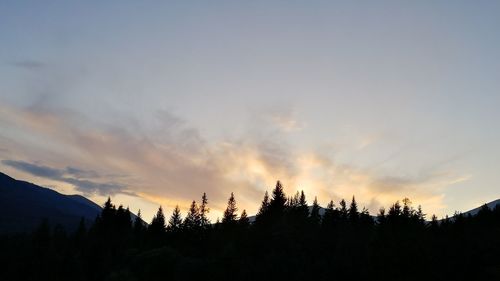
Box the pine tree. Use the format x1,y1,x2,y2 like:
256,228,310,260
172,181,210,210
100,197,116,230
388,201,402,224
298,190,309,219
183,200,201,230
377,207,387,225
199,193,211,229
416,205,425,224
116,205,132,231
269,181,287,216
339,199,348,222
133,209,145,234
349,196,359,222
288,191,300,208
360,207,373,226
310,196,321,226
239,209,250,228
322,200,336,228
402,198,413,219
167,205,183,233
149,206,166,235
429,214,439,231
256,191,270,219
222,192,238,225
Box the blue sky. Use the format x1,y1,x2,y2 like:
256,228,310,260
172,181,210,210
1,1,499,221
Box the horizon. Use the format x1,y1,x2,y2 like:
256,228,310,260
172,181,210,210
1,1,500,222
2,167,498,222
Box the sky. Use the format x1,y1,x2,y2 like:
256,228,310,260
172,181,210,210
1,1,500,222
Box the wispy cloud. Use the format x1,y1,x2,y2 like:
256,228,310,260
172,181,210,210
1,159,129,196
6,60,46,70
0,102,470,219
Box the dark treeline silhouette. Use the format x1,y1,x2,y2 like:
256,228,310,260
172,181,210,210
1,180,500,281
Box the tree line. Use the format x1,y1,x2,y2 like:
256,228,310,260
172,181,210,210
1,180,500,281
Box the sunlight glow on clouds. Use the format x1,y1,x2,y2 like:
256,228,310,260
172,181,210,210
1,1,499,222
0,102,472,221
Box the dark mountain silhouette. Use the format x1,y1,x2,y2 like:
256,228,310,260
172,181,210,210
462,199,500,216
1,178,500,281
0,171,102,233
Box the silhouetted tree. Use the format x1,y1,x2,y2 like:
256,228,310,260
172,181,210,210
269,181,287,217
167,205,183,233
4,182,500,281
298,190,309,218
377,207,387,225
134,210,144,232
149,206,166,235
349,196,359,222
222,192,238,225
339,199,348,223
310,196,321,226
255,191,270,224
322,200,338,229
239,209,250,228
200,193,210,230
183,200,201,231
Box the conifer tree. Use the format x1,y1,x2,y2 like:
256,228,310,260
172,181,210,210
199,193,211,229
339,199,348,222
310,196,321,226
100,197,116,230
349,196,359,222
377,207,387,225
116,205,132,231
416,205,425,225
269,181,287,216
388,201,402,223
222,192,238,225
256,191,270,219
429,214,439,231
183,200,201,230
167,205,183,233
402,198,413,219
149,206,166,235
239,209,250,228
298,190,309,219
133,209,145,234
322,200,336,228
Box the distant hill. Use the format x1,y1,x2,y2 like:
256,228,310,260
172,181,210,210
0,172,102,234
461,199,500,217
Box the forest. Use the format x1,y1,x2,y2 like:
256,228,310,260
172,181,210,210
1,181,499,281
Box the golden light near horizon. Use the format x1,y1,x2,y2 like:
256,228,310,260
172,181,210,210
1,1,499,222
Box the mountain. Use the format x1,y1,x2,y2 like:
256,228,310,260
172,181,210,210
461,199,500,217
0,172,102,234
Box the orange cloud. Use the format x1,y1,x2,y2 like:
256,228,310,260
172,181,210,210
0,102,470,221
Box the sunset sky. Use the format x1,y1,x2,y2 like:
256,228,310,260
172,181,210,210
1,1,500,221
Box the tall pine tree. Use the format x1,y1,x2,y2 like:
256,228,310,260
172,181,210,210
183,200,201,231
167,205,183,233
149,206,166,235
310,196,321,226
222,192,238,225
199,193,210,229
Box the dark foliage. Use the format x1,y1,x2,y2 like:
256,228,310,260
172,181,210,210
1,180,500,281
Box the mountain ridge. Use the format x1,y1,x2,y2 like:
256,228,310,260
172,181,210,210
0,171,103,234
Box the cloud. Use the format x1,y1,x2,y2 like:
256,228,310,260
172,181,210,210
0,102,469,220
1,159,128,196
271,113,305,132
2,160,64,179
6,60,46,70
